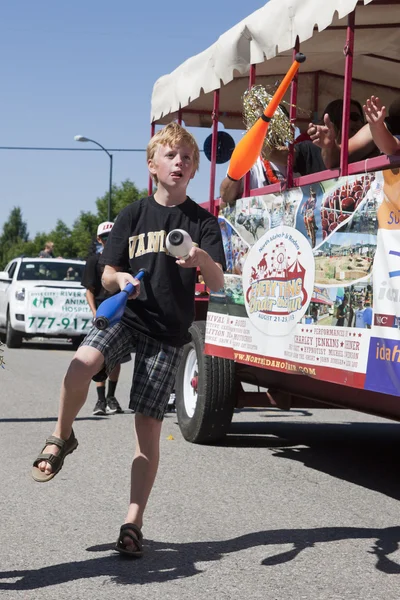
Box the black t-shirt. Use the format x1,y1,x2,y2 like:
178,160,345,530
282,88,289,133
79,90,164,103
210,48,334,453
101,195,226,345
294,141,326,176
81,253,111,307
336,302,348,326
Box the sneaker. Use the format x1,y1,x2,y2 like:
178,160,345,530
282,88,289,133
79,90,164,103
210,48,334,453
93,399,107,416
106,396,123,414
166,393,176,413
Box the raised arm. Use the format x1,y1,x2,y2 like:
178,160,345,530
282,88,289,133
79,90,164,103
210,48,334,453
364,96,400,156
308,115,377,168
308,115,340,169
219,176,243,207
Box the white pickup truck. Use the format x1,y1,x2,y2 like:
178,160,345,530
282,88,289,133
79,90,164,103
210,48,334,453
0,257,92,348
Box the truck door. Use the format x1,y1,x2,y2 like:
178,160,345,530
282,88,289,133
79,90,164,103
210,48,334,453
0,261,18,325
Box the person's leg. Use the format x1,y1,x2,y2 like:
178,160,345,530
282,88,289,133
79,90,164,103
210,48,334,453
36,345,104,475
93,381,107,415
106,363,123,413
108,363,121,385
117,336,183,552
121,414,162,550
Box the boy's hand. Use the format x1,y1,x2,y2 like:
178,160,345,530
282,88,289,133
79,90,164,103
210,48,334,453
177,247,224,291
363,96,386,127
115,271,141,299
176,246,206,269
308,114,336,149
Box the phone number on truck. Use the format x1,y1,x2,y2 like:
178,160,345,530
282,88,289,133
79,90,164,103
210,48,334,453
27,317,92,331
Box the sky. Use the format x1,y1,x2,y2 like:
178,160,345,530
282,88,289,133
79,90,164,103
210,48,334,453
0,0,266,238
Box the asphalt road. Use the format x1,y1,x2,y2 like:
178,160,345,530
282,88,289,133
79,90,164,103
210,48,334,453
1,340,400,599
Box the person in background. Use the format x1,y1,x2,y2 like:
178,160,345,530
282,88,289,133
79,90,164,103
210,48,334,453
354,300,366,328
220,87,293,207
363,300,373,330
64,267,77,281
39,241,55,258
81,221,125,416
308,96,400,168
336,296,348,327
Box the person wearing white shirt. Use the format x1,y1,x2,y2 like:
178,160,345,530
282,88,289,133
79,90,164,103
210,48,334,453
354,300,366,328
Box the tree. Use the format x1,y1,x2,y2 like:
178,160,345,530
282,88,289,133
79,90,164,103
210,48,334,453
70,211,99,259
0,179,147,267
47,220,74,258
0,207,29,268
95,179,147,221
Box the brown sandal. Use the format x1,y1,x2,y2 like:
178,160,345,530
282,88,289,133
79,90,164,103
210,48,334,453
31,430,78,483
115,523,143,557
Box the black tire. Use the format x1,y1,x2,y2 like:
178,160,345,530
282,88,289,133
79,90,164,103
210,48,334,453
175,321,236,444
6,312,23,348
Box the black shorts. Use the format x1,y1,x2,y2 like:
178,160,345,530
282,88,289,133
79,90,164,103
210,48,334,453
81,323,183,420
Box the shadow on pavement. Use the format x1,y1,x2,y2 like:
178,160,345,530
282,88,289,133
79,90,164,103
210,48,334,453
0,526,399,589
225,419,400,502
235,407,313,418
0,416,108,423
20,342,76,352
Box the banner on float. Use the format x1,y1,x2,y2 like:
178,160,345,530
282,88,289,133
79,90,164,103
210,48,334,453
207,169,400,396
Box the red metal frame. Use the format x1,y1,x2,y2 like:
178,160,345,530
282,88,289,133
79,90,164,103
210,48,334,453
208,90,219,216
286,37,300,189
340,11,355,176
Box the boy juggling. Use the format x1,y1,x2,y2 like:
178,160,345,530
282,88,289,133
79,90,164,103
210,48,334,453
31,122,226,557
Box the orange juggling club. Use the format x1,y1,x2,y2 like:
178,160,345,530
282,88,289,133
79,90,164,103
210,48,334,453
227,52,306,181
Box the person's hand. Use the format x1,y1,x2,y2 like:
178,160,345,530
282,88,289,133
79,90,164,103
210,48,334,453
115,271,141,299
307,114,336,149
176,246,206,269
363,95,386,127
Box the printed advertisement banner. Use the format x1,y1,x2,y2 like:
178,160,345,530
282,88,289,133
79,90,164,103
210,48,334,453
206,169,400,396
26,288,92,335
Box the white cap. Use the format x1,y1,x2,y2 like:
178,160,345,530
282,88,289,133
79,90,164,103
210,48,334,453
97,221,114,237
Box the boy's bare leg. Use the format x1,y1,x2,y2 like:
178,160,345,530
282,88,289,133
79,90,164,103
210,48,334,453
37,345,105,476
122,413,163,549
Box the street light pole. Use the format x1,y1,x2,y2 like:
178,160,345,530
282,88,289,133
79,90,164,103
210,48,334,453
108,153,113,222
74,135,113,221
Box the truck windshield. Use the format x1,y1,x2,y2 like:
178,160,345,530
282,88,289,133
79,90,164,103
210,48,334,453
17,262,85,282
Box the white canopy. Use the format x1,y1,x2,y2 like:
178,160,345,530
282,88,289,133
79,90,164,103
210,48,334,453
151,0,400,129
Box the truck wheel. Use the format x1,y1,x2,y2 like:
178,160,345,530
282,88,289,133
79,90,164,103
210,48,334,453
6,312,23,348
175,321,236,444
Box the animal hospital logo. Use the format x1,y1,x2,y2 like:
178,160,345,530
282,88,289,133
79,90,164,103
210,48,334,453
32,297,54,309
242,226,315,336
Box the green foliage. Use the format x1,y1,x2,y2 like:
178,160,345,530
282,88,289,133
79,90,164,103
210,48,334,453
0,179,146,268
70,212,99,259
0,207,30,268
95,179,147,221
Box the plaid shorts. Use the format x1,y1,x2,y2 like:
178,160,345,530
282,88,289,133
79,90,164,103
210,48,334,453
81,323,183,420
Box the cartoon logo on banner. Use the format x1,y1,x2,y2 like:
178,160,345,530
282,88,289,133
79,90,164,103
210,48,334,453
242,226,315,336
